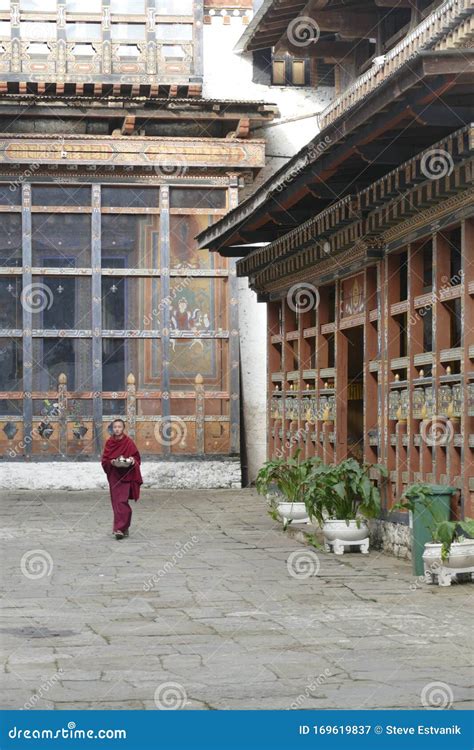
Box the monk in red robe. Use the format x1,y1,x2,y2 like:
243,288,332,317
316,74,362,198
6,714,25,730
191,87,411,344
101,419,143,540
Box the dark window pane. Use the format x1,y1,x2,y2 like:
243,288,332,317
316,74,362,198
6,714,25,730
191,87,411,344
170,189,226,209
423,308,433,352
32,214,91,266
32,185,91,206
422,241,433,290
103,339,126,391
0,399,22,416
102,277,161,330
0,277,22,328
0,185,21,206
32,338,92,391
31,277,91,329
0,338,22,389
102,277,125,329
101,214,159,268
0,214,22,266
103,398,126,415
102,338,156,391
101,187,159,208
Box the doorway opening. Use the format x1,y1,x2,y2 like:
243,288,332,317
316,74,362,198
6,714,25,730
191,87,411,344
345,326,364,462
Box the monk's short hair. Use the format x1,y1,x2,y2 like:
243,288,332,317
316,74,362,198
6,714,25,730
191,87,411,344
112,418,126,427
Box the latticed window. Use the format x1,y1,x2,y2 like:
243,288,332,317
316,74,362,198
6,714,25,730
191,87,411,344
0,180,236,458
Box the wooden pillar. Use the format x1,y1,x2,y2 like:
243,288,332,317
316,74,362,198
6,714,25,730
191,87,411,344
126,373,136,440
408,242,424,485
91,184,103,456
21,183,33,459
58,372,68,457
228,175,240,456
195,373,205,455
160,185,171,455
335,279,347,462
433,231,451,483
462,218,474,516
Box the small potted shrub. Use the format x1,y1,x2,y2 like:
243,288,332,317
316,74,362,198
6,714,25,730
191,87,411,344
305,459,387,554
255,450,321,529
394,484,474,586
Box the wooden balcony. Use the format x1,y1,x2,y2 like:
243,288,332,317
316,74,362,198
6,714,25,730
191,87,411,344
318,0,474,129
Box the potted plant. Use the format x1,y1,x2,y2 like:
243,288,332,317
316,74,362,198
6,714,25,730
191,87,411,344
393,484,474,586
305,459,387,554
255,450,320,529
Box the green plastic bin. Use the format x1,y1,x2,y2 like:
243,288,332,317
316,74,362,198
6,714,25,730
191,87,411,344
411,484,455,576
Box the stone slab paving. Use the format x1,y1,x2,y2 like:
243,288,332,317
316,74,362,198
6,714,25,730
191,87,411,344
0,488,472,711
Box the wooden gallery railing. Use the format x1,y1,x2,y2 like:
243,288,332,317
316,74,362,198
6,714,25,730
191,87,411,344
0,372,228,459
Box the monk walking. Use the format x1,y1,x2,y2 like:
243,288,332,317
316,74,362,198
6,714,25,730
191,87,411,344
101,419,143,540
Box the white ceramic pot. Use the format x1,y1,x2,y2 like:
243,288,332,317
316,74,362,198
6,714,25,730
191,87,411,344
277,502,309,524
423,540,474,570
323,519,369,543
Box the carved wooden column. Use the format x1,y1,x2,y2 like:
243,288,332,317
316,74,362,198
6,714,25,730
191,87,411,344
21,183,33,459
126,373,136,440
461,217,474,517
195,373,205,455
91,184,103,456
160,186,171,456
58,372,68,457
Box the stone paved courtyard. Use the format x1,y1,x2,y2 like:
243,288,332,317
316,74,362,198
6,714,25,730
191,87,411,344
0,488,472,710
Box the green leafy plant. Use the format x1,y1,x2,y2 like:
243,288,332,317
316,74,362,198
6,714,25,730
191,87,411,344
305,459,388,525
255,449,322,504
393,483,474,560
256,450,322,527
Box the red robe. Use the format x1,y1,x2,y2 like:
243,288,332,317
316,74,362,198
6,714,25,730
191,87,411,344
101,434,143,501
